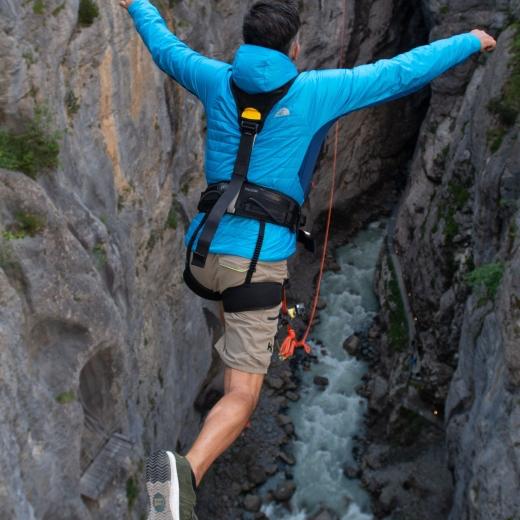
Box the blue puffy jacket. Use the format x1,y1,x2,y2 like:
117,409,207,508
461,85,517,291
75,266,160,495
129,0,481,262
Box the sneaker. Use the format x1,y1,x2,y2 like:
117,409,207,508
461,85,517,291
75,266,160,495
146,450,197,520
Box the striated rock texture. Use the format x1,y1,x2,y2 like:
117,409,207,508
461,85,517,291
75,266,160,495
366,1,520,519
0,0,222,518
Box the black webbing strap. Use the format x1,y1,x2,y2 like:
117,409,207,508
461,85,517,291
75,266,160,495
184,214,222,301
186,214,207,267
191,131,257,268
222,282,283,313
245,221,265,284
191,77,297,269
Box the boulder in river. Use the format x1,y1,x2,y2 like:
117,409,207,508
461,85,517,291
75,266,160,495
273,480,296,502
278,450,296,465
241,480,256,492
276,414,292,427
343,464,361,479
343,334,361,356
243,494,262,512
285,390,300,401
265,375,284,390
313,375,329,389
247,465,268,486
310,508,340,520
368,323,381,339
317,299,327,310
264,463,278,476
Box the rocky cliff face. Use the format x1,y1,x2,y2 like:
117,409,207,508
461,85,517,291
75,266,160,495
0,1,220,517
1,0,518,519
365,1,520,519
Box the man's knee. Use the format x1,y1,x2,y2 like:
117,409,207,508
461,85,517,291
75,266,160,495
230,387,260,415
225,367,263,396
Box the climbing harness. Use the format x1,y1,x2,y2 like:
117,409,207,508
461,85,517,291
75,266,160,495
183,77,302,313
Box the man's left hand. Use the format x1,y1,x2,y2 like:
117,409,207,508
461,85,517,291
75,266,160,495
119,0,133,9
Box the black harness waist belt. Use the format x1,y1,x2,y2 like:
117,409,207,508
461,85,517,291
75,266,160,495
198,181,301,231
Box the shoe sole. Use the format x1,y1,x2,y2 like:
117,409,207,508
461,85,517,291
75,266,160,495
146,450,180,520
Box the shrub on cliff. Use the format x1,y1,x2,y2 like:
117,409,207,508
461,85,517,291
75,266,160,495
1,212,46,240
78,0,99,27
0,106,60,179
465,262,505,303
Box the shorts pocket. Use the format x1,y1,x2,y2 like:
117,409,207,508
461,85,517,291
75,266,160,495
218,255,250,273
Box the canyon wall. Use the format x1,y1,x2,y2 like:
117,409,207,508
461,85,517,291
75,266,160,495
367,1,520,519
0,0,218,517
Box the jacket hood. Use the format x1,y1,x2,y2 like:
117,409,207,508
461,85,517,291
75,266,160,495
231,44,299,94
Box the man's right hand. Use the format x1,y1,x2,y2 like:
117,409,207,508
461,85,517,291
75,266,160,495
471,29,497,52
120,0,133,10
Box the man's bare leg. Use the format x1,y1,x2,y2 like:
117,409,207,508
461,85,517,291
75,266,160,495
186,367,264,486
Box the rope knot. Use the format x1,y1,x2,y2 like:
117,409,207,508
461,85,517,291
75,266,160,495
279,326,312,361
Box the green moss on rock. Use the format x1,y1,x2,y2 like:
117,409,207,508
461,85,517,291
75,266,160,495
55,390,76,404
126,476,139,510
33,0,45,15
386,260,409,352
465,262,505,303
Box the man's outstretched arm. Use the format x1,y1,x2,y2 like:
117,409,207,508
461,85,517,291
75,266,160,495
311,30,496,124
120,0,228,105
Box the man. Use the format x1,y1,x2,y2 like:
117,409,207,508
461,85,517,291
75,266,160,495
120,1,496,518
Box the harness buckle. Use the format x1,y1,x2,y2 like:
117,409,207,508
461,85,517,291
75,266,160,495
191,251,207,268
240,118,261,136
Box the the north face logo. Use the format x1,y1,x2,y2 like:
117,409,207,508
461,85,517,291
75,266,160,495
275,107,291,118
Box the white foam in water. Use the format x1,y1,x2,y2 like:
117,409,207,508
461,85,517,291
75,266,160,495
262,222,386,520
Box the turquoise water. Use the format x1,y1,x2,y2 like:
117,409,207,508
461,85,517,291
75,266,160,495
262,221,386,520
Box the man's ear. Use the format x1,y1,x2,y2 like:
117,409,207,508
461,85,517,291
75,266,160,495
290,39,301,61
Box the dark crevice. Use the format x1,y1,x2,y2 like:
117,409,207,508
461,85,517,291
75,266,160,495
79,347,121,472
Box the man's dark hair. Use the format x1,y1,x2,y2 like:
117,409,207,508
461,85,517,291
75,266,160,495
243,1,301,55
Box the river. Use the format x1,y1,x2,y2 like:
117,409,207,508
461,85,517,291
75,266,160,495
262,220,387,520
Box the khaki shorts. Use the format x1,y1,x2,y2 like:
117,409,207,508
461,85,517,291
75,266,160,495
190,254,288,375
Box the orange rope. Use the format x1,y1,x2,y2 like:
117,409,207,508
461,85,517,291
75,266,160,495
279,1,348,361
